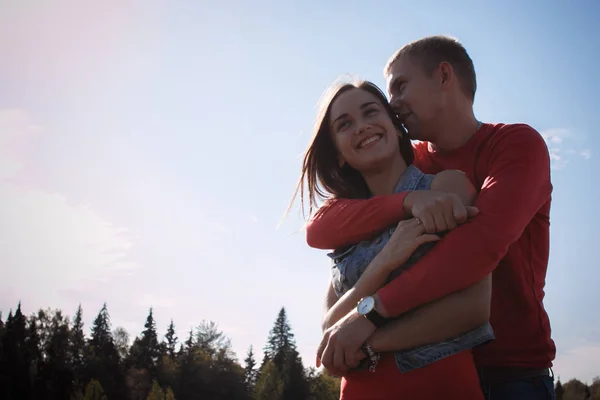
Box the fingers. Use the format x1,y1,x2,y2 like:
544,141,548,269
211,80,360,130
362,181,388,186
431,211,447,233
443,198,458,231
355,350,367,361
453,199,468,225
418,212,436,233
345,348,359,369
332,343,347,373
316,334,328,367
466,206,479,218
321,341,335,372
416,234,440,245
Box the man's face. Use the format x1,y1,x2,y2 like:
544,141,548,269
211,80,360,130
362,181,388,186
386,54,444,141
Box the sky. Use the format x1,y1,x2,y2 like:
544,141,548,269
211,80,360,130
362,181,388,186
1,0,599,384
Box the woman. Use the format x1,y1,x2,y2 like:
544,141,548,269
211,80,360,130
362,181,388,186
293,79,492,399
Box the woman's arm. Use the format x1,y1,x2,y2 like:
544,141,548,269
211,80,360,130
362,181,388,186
322,280,339,333
368,274,491,353
321,219,440,332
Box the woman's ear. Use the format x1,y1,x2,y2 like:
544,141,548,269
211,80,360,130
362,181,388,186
338,157,346,168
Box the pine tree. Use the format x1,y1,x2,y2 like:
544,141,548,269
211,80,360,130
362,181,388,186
89,304,114,352
555,378,564,400
45,310,74,398
184,329,194,352
0,303,31,398
87,303,125,399
164,319,177,357
83,379,108,400
26,316,44,396
130,308,161,374
265,308,296,360
164,386,176,400
146,379,165,400
259,308,309,400
70,304,87,393
244,345,258,393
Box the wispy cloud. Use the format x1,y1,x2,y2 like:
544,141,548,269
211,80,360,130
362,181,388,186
541,128,592,170
0,109,137,310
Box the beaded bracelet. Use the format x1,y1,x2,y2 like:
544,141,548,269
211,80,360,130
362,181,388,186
361,341,380,372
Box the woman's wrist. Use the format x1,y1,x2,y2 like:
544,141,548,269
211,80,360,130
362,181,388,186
372,251,395,274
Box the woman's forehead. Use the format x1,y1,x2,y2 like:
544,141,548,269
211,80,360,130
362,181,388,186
330,89,381,119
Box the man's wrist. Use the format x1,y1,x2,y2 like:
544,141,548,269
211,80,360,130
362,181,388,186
373,294,389,318
402,192,415,216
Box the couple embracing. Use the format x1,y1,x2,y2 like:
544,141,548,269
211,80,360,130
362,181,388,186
293,36,556,400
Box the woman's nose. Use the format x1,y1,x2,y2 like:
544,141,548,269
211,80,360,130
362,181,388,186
355,121,372,135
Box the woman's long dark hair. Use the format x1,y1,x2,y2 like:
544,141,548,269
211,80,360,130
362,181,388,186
291,79,414,219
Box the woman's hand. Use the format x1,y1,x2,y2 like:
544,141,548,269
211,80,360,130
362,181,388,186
375,219,440,271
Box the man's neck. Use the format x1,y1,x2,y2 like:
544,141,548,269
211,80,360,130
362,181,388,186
429,107,480,153
363,155,408,197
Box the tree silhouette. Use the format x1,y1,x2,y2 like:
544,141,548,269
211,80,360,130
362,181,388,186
0,300,344,400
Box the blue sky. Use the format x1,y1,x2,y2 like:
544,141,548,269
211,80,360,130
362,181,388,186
1,0,598,383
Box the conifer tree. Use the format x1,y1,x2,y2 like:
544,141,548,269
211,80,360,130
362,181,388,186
164,319,177,357
243,345,258,393
146,379,165,400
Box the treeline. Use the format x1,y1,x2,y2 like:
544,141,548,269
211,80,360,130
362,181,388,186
0,302,339,400
556,377,600,400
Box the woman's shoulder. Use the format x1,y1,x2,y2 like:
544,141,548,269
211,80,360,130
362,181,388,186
394,164,434,193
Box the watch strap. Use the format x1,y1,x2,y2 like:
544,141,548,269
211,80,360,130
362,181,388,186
364,307,387,328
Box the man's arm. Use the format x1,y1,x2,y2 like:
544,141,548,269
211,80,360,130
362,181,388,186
306,189,476,250
369,274,491,353
376,125,551,317
306,194,408,250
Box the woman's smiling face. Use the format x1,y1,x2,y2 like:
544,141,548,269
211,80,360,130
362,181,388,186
328,88,401,173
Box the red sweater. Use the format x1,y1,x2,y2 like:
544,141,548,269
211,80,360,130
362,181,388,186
307,123,556,369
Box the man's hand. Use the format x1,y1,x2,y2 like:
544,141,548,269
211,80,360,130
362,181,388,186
316,311,374,376
403,190,479,233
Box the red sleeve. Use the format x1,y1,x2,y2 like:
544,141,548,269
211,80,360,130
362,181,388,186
377,125,552,317
305,192,409,250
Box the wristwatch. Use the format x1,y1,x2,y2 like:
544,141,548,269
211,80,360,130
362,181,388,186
356,296,387,328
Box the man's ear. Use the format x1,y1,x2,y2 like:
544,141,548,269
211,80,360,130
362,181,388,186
438,61,454,89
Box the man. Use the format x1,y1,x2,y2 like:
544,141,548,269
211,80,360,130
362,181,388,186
312,36,555,399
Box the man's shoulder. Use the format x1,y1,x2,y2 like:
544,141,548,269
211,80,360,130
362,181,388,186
485,122,544,141
483,122,548,153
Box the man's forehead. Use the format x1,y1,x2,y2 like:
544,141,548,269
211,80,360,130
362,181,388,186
387,56,412,83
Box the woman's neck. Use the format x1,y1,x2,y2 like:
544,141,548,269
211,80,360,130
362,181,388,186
363,154,408,197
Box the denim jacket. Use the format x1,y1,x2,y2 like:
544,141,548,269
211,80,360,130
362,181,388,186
327,164,495,373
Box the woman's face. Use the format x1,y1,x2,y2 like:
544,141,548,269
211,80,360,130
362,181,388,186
328,88,401,173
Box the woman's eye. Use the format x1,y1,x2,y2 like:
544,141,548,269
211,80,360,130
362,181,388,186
365,108,378,116
337,121,350,130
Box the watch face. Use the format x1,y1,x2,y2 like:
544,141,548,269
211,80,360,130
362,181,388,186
357,296,375,315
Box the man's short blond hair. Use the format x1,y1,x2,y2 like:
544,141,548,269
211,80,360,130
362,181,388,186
385,35,477,101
